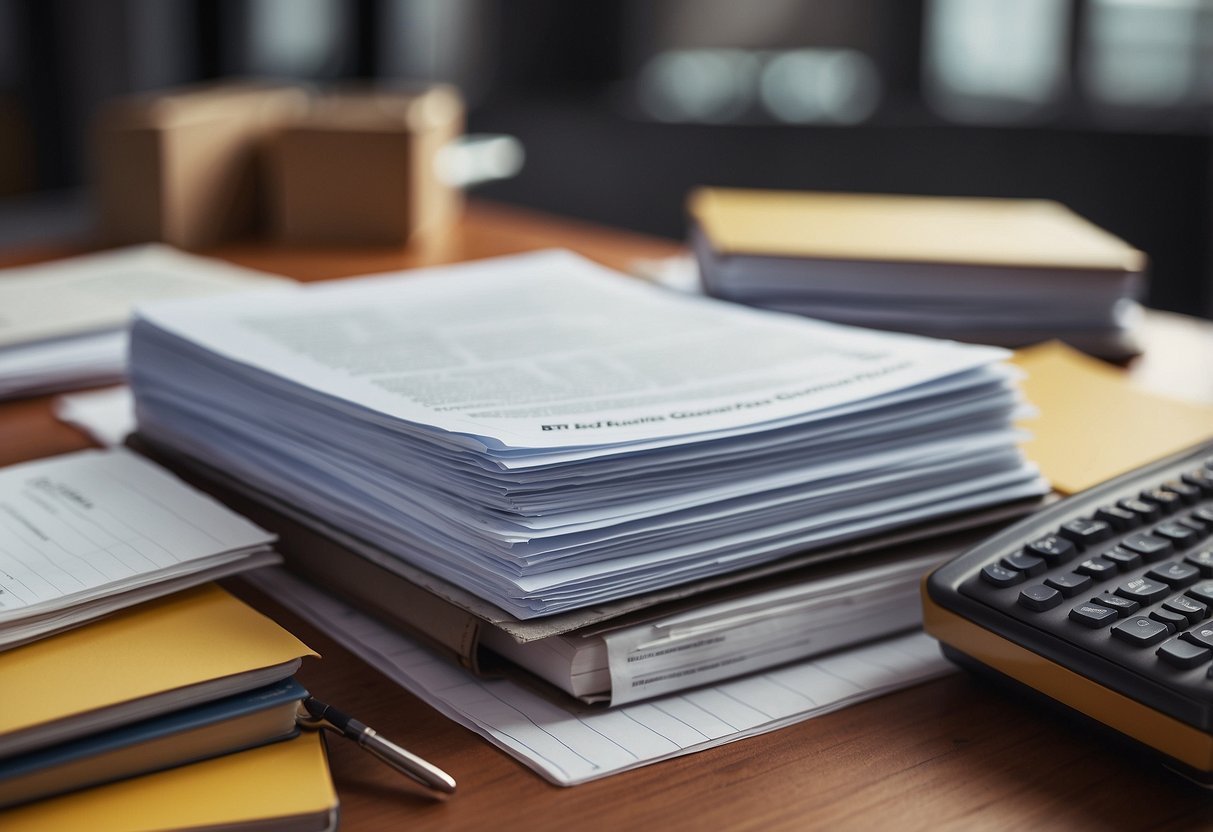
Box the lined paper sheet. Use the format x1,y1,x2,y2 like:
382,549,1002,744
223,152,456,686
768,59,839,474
0,449,273,618
249,568,953,785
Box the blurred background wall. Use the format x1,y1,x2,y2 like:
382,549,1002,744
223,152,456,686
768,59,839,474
0,0,1210,317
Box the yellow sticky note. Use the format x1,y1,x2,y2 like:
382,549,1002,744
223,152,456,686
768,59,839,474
1012,342,1213,494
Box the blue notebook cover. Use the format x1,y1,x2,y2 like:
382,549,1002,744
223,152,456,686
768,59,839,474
0,677,306,791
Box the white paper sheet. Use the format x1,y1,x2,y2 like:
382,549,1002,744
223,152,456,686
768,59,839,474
0,449,276,642
248,568,954,786
0,244,288,349
0,245,291,399
54,386,136,447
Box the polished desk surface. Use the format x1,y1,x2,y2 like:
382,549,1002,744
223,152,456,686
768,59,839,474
4,202,1213,830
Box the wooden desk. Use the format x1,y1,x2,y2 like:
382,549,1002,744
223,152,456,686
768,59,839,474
4,202,1213,830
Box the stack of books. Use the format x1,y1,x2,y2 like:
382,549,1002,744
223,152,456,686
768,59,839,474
0,450,337,828
125,248,1048,702
0,586,334,829
689,188,1148,360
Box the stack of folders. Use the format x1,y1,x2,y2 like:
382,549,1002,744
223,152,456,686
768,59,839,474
124,248,1049,702
0,585,336,831
0,245,287,399
689,188,1148,361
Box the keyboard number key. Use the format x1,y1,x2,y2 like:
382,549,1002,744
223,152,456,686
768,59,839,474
1000,552,1045,577
1026,535,1076,565
1157,638,1212,669
1044,572,1093,597
1018,584,1062,612
981,564,1023,588
1069,603,1117,628
1112,616,1170,646
1186,581,1213,606
1116,577,1170,605
1092,593,1140,617
1185,549,1213,578
1059,518,1112,548
1162,594,1208,625
1180,626,1213,650
1076,557,1117,579
1146,561,1200,588
1121,532,1173,561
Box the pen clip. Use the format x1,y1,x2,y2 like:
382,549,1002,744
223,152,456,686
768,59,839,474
297,696,457,795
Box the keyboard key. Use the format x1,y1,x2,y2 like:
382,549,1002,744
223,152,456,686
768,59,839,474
1069,603,1118,628
1045,572,1093,597
1148,561,1200,588
1163,594,1208,625
1194,507,1213,526
1112,616,1170,646
1178,517,1210,540
1150,609,1187,632
1121,532,1172,561
1185,549,1213,578
1162,480,1201,504
1141,488,1183,514
981,564,1023,587
1181,625,1213,649
1096,505,1139,531
1093,593,1140,617
1019,584,1062,612
1181,470,1213,495
1059,518,1112,548
1103,547,1143,571
1184,581,1213,606
1154,521,1198,548
1026,535,1076,565
1076,557,1117,579
1116,577,1170,605
1001,552,1045,577
1119,498,1162,523
1157,638,1212,669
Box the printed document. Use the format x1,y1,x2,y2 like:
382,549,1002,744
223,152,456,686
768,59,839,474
131,250,1045,616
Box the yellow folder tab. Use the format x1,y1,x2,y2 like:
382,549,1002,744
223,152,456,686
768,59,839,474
0,731,337,832
1012,341,1213,494
0,584,316,743
688,187,1145,271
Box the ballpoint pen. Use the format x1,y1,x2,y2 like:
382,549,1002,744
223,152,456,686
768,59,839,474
296,696,457,796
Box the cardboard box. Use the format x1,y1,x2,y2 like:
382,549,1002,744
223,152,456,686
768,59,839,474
270,86,464,245
92,83,309,248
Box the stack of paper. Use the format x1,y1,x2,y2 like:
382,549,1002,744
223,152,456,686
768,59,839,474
0,245,287,399
0,449,280,647
690,189,1147,359
128,249,1048,619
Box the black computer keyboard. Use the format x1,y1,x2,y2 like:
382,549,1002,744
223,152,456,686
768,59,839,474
924,438,1213,782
